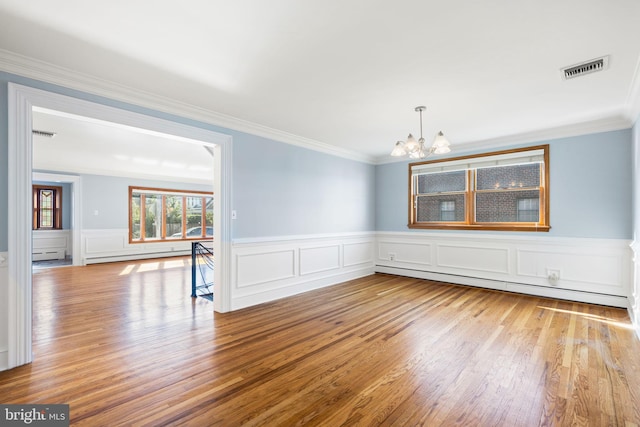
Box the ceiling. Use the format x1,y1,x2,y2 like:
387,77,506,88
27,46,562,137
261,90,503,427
32,109,215,184
2,0,640,165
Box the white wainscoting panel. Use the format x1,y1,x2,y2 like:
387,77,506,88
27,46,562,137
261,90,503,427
82,229,197,264
300,245,340,276
378,241,432,265
437,244,509,274
237,249,296,287
231,233,375,310
85,234,127,255
32,230,70,260
376,232,632,308
344,241,374,267
517,248,625,296
0,252,8,371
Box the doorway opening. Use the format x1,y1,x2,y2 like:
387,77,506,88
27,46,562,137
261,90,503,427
7,83,233,370
31,172,80,270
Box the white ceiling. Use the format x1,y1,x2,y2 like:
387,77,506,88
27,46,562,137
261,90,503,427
32,109,215,184
2,0,640,165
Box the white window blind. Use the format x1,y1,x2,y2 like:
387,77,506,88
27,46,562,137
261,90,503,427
411,148,545,176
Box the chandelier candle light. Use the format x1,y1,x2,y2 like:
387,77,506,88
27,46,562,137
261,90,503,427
390,106,451,158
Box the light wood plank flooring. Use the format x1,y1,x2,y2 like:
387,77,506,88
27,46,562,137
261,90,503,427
1,257,639,426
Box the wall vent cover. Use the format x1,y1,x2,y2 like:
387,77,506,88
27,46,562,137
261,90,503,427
32,129,56,138
562,56,609,80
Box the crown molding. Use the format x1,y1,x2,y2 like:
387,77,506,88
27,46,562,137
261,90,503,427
2,49,637,167
453,113,632,153
0,49,376,164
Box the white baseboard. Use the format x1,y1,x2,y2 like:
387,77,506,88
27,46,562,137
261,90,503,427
629,303,640,341
375,233,632,308
231,267,374,310
84,250,192,265
376,266,628,308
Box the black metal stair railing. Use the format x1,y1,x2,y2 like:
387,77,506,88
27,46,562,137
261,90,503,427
191,241,214,301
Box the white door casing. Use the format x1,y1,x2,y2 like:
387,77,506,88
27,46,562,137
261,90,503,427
7,83,233,369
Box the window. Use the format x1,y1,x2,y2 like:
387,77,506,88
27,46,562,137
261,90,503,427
409,145,550,231
129,187,213,243
32,185,62,230
416,170,466,222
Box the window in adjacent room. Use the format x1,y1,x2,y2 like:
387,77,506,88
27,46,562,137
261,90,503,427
409,145,550,231
129,187,213,243
32,185,62,230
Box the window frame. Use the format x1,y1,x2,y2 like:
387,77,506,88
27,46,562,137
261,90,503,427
128,186,214,243
32,185,63,230
408,145,550,232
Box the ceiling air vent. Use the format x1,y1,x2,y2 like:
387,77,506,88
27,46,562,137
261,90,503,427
562,56,609,80
32,129,56,138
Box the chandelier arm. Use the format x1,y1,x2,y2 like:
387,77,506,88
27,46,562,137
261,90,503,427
392,105,450,158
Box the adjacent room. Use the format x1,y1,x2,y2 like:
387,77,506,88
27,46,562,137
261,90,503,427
30,108,216,268
1,1,639,425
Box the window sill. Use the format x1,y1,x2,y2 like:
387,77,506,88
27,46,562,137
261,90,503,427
408,224,551,232
129,238,214,244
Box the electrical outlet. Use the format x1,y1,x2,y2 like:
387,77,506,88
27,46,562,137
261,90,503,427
389,253,396,261
547,269,560,286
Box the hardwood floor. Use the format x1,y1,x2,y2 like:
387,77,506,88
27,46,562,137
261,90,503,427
1,257,639,426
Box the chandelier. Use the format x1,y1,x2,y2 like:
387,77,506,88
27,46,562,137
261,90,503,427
390,106,451,159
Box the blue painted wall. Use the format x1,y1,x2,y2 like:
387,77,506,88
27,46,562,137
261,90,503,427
233,135,375,238
0,72,376,250
80,175,213,229
551,130,632,238
376,129,633,239
0,70,634,248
